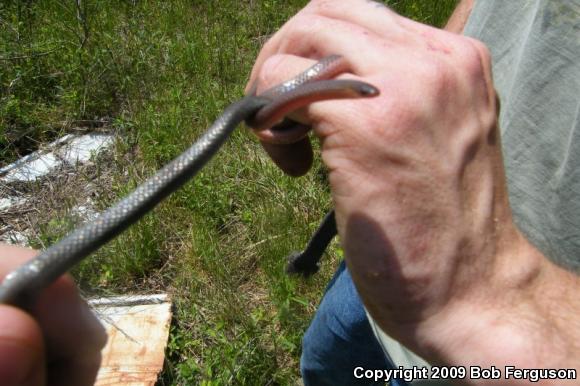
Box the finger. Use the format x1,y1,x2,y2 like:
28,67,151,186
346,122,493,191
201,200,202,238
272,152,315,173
0,244,107,386
246,15,306,92
248,55,324,176
252,54,317,101
249,15,387,88
0,244,37,264
305,0,467,62
254,56,389,135
33,277,107,386
0,305,45,386
303,0,422,39
251,54,365,123
304,0,493,95
261,137,314,177
250,54,389,175
250,54,372,175
47,352,103,386
254,120,312,144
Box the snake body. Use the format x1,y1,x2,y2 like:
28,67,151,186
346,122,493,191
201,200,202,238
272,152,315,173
0,56,378,307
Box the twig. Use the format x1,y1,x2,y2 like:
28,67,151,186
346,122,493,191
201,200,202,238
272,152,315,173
0,48,60,61
75,0,89,49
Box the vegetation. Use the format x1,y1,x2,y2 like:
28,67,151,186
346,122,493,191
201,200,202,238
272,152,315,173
0,1,457,384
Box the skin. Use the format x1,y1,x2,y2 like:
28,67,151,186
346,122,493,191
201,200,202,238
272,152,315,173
2,1,579,384
247,0,580,384
0,244,107,386
444,0,474,34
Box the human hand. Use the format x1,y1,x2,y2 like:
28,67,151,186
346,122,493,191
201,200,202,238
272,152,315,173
247,0,580,372
0,244,107,386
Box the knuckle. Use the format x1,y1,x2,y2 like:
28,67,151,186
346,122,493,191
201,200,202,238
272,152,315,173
460,37,497,109
459,37,490,79
285,13,319,33
260,33,277,54
416,57,454,99
471,38,492,65
278,13,326,54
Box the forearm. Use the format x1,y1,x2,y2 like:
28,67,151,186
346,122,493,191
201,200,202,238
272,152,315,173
343,191,580,382
373,233,580,384
444,0,474,33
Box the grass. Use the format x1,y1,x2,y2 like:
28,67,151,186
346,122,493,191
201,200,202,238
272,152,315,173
1,1,457,384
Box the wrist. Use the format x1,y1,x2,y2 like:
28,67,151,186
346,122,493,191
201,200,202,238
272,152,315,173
421,233,580,378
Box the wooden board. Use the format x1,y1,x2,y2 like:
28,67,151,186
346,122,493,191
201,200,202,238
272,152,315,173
89,294,172,386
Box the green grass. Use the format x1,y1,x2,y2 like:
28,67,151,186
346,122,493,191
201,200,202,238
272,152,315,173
1,1,457,384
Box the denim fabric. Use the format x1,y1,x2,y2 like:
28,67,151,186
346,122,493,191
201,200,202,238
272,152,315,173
301,261,408,386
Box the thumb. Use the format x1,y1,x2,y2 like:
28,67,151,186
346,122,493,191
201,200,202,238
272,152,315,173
0,305,45,386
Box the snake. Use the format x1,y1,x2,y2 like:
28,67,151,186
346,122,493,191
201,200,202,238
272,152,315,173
0,55,378,308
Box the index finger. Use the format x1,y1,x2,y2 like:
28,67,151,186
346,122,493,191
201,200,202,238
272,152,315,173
247,0,410,91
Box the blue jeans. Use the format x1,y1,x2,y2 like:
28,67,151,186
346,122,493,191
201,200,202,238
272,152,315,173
301,261,408,386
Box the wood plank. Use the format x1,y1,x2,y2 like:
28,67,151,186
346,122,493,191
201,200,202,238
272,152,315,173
89,294,172,386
